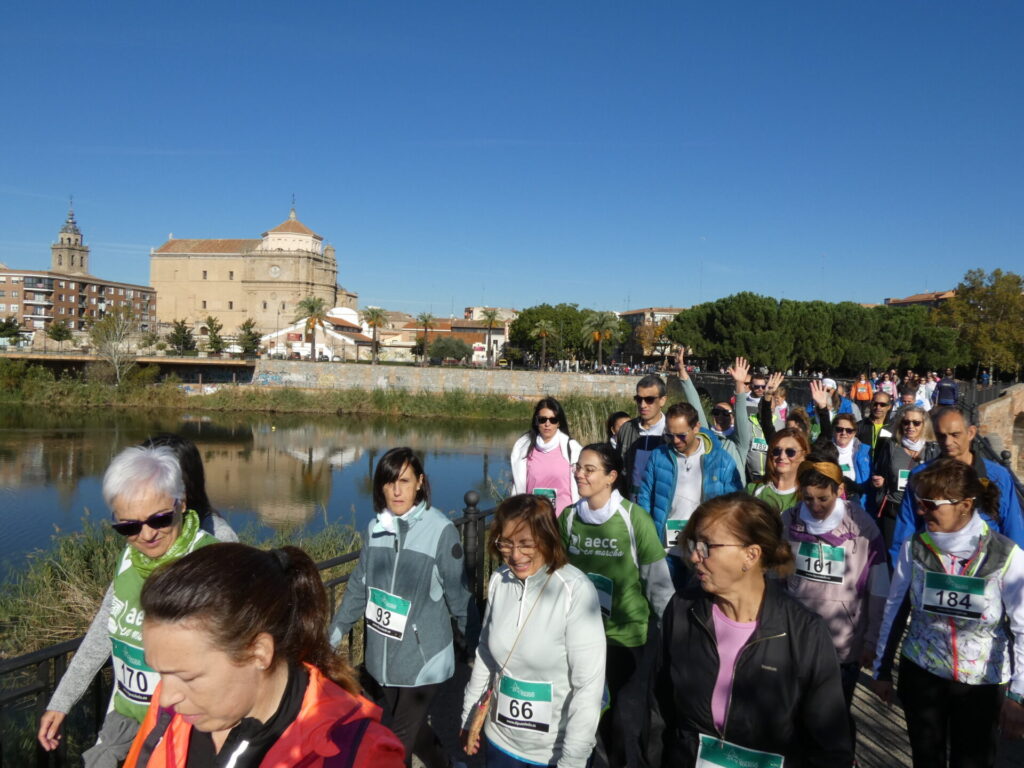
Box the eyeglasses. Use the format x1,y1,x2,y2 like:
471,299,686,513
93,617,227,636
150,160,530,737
916,497,964,513
573,463,602,477
110,503,180,537
688,540,748,560
749,383,766,390
904,419,923,427
771,447,799,458
664,432,689,443
711,408,732,418
535,416,559,425
634,395,660,405
496,539,537,555
872,401,890,408
834,427,856,435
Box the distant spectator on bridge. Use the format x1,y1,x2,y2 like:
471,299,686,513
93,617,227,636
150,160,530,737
616,374,668,501
888,406,1024,563
932,368,960,407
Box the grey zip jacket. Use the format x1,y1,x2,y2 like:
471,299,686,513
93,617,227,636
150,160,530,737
461,564,606,768
330,502,471,687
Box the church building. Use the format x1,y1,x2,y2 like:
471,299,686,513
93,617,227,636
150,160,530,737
149,208,357,334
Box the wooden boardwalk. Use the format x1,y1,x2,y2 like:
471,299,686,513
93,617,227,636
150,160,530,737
423,664,1024,767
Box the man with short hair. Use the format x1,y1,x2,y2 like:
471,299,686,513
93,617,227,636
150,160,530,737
638,401,742,561
856,392,894,455
616,374,668,500
888,406,1024,562
742,372,770,482
931,368,959,407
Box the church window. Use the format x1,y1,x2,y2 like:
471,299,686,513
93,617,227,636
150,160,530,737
229,271,234,280
280,301,286,310
262,301,267,310
228,301,234,310
58,256,63,266
202,300,207,309
202,271,208,280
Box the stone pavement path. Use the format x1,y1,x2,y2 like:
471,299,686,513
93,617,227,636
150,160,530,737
416,663,1024,767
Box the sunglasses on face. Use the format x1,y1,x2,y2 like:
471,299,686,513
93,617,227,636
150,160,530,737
711,408,732,418
771,447,799,458
110,504,180,537
834,427,856,435
535,416,559,425
872,401,890,408
916,497,964,513
634,395,660,405
749,383,766,390
664,432,689,443
904,419,923,427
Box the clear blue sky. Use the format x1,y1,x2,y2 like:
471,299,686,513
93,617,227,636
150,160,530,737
1,1,1021,315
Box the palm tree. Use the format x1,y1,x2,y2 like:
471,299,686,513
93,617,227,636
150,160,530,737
581,310,621,369
530,319,558,370
361,307,389,364
416,312,436,366
480,308,501,367
294,296,329,362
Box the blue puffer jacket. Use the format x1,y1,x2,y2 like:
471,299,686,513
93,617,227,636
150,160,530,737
841,440,872,509
637,430,744,542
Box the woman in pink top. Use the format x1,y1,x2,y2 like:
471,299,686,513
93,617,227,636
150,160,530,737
655,493,852,767
510,398,582,516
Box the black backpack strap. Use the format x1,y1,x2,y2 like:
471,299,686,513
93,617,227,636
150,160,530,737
135,708,174,767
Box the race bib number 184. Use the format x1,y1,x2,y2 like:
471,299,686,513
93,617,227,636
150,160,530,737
922,572,986,620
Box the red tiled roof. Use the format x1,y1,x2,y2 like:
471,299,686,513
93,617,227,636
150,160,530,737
154,239,260,254
885,290,956,305
265,218,319,237
326,317,362,331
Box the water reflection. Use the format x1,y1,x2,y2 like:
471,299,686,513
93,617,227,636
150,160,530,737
0,406,520,573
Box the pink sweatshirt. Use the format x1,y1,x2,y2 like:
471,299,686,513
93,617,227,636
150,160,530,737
711,604,758,730
526,445,573,516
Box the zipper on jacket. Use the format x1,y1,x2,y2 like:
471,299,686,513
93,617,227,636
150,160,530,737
720,630,786,740
412,623,428,665
382,521,403,686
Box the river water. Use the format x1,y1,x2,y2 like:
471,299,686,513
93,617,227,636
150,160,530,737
0,406,522,575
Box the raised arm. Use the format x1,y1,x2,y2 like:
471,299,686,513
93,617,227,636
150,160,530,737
676,347,709,426
729,357,753,459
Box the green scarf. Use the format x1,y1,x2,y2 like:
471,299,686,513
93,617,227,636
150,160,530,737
128,508,202,579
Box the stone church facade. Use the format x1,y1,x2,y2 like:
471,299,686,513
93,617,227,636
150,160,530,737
149,209,357,334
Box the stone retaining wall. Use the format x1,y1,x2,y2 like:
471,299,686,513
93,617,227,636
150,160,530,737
252,360,642,399
978,383,1024,470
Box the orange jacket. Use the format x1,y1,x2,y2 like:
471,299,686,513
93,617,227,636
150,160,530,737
851,381,873,401
123,664,404,768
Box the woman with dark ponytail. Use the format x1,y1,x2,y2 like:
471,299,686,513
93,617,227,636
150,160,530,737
122,544,404,768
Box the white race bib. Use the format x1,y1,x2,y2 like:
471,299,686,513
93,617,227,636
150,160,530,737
794,541,846,584
752,436,768,453
365,587,412,639
495,675,553,732
922,572,986,620
587,572,613,619
665,518,687,548
897,469,910,491
111,637,159,705
696,734,784,768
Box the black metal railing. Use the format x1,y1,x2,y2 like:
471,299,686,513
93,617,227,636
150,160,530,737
0,492,494,768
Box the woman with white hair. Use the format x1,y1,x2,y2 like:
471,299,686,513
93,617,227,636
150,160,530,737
37,445,228,768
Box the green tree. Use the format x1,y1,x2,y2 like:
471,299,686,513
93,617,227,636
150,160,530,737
203,315,226,354
530,319,558,369
294,296,329,362
479,308,502,367
45,320,73,351
90,306,137,385
237,318,262,355
361,307,389,364
166,320,196,355
581,310,622,367
429,336,473,363
509,304,587,362
0,316,24,343
416,312,436,366
936,268,1024,378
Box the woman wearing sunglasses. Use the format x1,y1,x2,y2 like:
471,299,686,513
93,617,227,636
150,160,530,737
656,493,852,766
872,459,1024,763
868,406,938,553
461,494,606,767
831,413,872,506
746,428,811,513
38,446,221,766
511,398,582,516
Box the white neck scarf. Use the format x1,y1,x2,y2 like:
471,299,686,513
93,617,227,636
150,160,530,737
799,498,848,536
535,434,559,453
902,436,925,453
578,490,623,525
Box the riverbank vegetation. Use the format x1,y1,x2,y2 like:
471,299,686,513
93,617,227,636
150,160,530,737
0,358,633,443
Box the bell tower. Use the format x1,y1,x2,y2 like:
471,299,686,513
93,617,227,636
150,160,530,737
51,200,90,275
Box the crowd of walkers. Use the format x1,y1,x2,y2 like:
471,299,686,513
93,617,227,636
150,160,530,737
35,359,1024,768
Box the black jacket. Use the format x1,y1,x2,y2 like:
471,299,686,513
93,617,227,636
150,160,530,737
656,578,853,768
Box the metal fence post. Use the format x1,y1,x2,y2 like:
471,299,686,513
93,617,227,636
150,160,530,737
463,490,482,605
